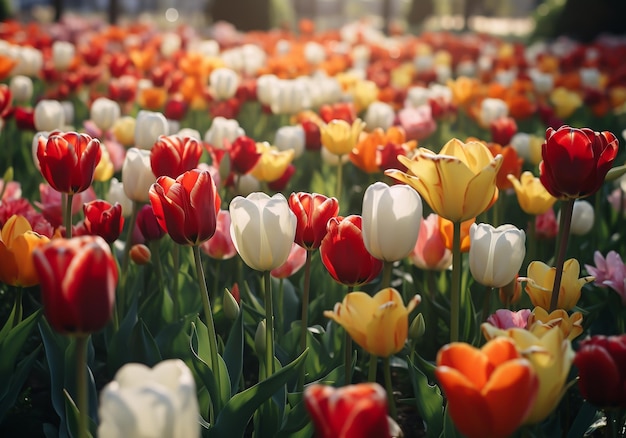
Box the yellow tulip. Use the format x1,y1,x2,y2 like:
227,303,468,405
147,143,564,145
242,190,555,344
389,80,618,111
481,324,574,424
324,288,421,358
527,307,583,341
0,215,50,287
250,142,295,183
352,80,379,113
320,118,365,157
549,87,582,119
94,144,114,182
507,171,557,216
386,138,502,223
523,259,593,311
111,116,136,148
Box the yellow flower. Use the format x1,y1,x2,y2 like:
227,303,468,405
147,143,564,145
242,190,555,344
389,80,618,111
549,87,582,119
324,288,420,357
507,171,557,215
523,259,593,311
527,307,583,341
250,142,295,183
481,324,574,424
320,118,365,156
94,144,114,182
0,215,50,287
386,138,502,223
352,80,379,113
111,116,136,148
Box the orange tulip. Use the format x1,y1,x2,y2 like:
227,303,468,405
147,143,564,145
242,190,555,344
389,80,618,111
436,337,539,438
487,144,523,190
438,216,474,253
0,215,50,287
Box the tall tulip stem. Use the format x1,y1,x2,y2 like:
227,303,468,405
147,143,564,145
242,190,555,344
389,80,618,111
381,261,393,289
297,249,313,392
264,270,275,376
121,201,140,281
64,193,74,239
368,354,377,382
193,244,221,420
344,332,352,386
450,220,462,342
75,335,89,438
549,199,575,312
336,155,344,204
382,357,397,419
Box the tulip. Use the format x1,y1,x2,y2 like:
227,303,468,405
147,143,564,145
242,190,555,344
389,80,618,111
523,259,594,311
274,125,305,159
539,125,618,200
98,359,200,438
111,116,136,147
560,200,594,236
34,100,65,132
134,110,169,150
387,138,502,223
304,383,391,438
250,142,295,183
490,116,517,146
320,118,365,157
526,307,583,341
410,213,452,271
320,215,383,287
507,171,557,216
90,97,121,132
364,101,395,130
204,116,244,149
396,105,437,142
9,75,33,104
51,41,75,71
83,200,124,244
149,169,220,246
481,325,574,424
94,145,115,182
325,288,420,358
511,132,544,166
469,223,526,288
33,235,118,335
269,78,311,115
479,97,508,128
361,181,423,263
289,192,339,251
585,250,626,305
122,148,156,203
129,243,151,265
549,87,582,119
270,243,307,279
574,334,626,409
436,337,539,438
210,67,240,100
106,178,133,217
150,135,203,179
37,131,102,195
199,210,237,260
438,216,474,253
136,204,165,242
485,309,531,330
0,215,50,287
229,192,297,272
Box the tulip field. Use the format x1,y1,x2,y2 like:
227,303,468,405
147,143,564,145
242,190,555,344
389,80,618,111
1,13,626,438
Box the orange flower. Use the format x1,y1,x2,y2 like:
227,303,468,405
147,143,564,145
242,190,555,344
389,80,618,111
436,338,539,438
0,54,17,81
350,126,409,174
137,87,167,111
487,144,523,190
438,216,474,253
447,76,480,109
505,92,537,120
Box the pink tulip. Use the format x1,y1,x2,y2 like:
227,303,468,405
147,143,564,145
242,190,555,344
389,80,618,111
200,210,237,260
585,251,626,305
410,213,452,271
486,309,531,330
271,243,307,279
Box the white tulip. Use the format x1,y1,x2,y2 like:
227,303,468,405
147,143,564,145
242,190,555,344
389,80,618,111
559,200,595,236
304,41,326,65
256,74,279,106
269,79,311,115
13,46,43,77
160,32,182,58
274,125,305,159
210,67,240,100
134,110,169,150
361,182,423,262
91,97,121,132
34,100,65,132
479,98,508,127
122,148,156,203
106,178,133,217
9,75,33,104
364,101,395,130
98,359,199,438
204,116,245,149
52,41,75,71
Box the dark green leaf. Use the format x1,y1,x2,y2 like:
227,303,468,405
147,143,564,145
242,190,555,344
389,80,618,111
408,356,443,438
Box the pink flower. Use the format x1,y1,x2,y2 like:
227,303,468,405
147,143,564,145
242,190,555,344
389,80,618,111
271,243,307,279
585,251,626,305
608,188,626,215
410,214,452,271
535,207,557,240
0,179,22,201
486,309,531,330
200,210,237,260
396,105,437,141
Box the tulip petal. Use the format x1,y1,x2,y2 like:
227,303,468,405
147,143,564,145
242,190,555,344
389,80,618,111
437,343,490,389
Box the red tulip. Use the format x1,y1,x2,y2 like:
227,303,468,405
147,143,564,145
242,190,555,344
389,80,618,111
37,131,102,195
539,125,618,199
33,235,118,335
83,200,124,244
267,164,296,192
301,119,322,151
136,204,166,242
574,334,626,408
490,116,517,146
229,135,262,175
289,192,339,250
0,84,12,119
304,383,391,438
149,169,221,246
320,215,383,287
14,107,35,131
150,135,203,178
164,96,188,121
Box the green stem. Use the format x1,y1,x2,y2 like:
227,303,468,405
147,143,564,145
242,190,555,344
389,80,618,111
277,278,284,337
344,331,353,386
121,201,140,280
526,217,536,269
383,356,397,419
482,286,494,322
450,220,462,342
336,155,344,204
65,193,74,238
148,240,164,293
381,260,393,289
193,245,221,422
75,335,89,438
297,249,313,392
264,270,275,377
172,243,180,316
368,354,377,382
12,287,22,328
549,199,575,313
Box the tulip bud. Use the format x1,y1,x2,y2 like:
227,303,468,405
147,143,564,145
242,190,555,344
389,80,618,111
204,116,245,149
223,287,240,321
122,148,156,203
409,313,425,341
91,97,121,132
9,75,33,104
34,99,65,132
364,101,395,130
254,319,266,357
498,276,522,306
274,125,305,159
134,110,169,150
210,67,240,101
130,243,151,265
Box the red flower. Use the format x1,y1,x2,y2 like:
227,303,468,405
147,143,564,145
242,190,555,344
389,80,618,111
320,215,383,287
0,84,12,119
574,334,626,408
304,383,391,438
33,235,118,335
319,102,356,124
149,169,221,246
301,119,322,151
14,107,35,131
490,116,517,146
267,164,296,192
136,204,165,242
164,96,188,121
289,192,339,250
83,200,124,244
229,136,262,175
539,125,618,199
150,135,203,178
37,131,102,195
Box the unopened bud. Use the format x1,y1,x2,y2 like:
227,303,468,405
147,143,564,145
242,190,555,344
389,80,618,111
130,243,151,265
254,319,266,357
2,167,13,182
409,313,425,341
223,287,240,321
498,276,522,306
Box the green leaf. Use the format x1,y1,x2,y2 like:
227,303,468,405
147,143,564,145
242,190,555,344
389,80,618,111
223,307,244,394
568,402,601,438
0,294,22,344
0,309,41,380
207,349,309,438
408,356,443,438
106,297,138,375
63,389,96,438
442,403,462,438
129,319,163,366
0,345,42,423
